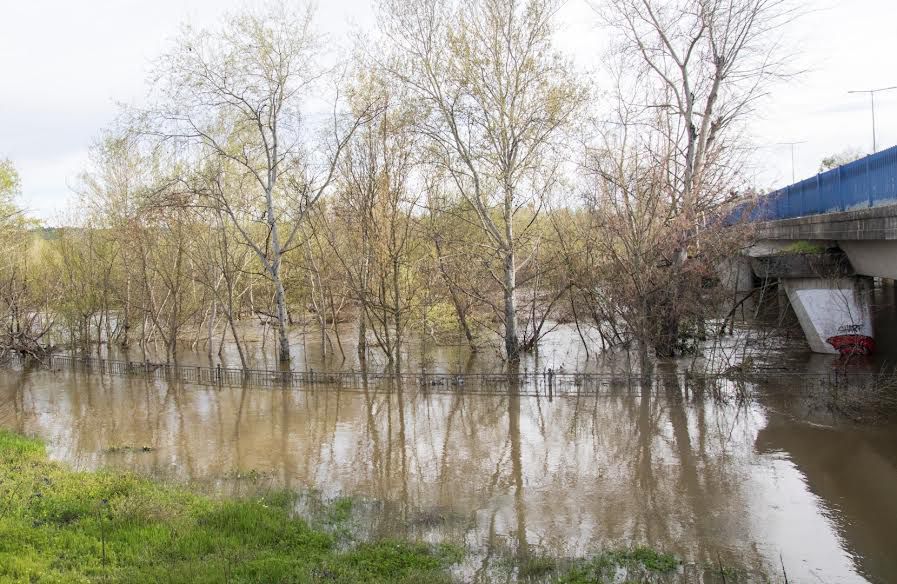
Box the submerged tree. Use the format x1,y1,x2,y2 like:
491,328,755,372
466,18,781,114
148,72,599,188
0,0,805,368
380,0,585,361
590,0,793,355
0,159,51,357
325,68,423,366
145,2,371,363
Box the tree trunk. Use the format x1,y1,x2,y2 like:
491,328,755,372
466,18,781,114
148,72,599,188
503,248,519,361
656,248,687,357
207,299,216,361
392,256,402,371
357,310,367,360
433,235,477,352
121,273,131,349
225,309,248,370
273,272,291,363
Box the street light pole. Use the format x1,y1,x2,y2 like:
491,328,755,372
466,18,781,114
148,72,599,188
777,141,806,182
848,86,897,153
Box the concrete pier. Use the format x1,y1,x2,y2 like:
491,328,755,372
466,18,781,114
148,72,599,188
781,278,875,355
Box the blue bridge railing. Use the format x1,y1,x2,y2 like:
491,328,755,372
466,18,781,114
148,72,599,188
729,144,897,223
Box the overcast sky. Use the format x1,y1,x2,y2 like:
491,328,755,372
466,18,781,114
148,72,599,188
2,0,896,221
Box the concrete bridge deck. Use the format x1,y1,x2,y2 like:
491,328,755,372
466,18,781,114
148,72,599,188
756,204,897,242
752,205,897,281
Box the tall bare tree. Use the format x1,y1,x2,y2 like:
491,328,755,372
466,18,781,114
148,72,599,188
323,69,423,367
596,0,792,354
380,0,584,360
146,2,370,363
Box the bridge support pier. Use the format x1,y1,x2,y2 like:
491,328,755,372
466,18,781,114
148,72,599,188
781,278,875,356
718,257,755,295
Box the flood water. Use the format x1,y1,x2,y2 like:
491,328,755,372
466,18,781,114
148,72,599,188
1,363,896,583
2,284,897,582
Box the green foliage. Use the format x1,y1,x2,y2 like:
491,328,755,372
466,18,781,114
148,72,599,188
819,148,864,172
0,158,20,200
781,241,827,255
554,547,681,583
0,430,460,583
325,496,355,525
0,158,32,234
518,554,559,580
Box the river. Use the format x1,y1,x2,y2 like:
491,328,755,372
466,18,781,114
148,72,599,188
1,287,896,583
1,364,895,582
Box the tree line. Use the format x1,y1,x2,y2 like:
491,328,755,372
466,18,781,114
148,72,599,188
0,0,790,368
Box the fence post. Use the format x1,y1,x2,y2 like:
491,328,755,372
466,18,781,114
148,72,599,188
815,174,821,213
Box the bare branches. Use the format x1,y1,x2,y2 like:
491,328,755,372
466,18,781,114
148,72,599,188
138,1,374,363
380,0,585,360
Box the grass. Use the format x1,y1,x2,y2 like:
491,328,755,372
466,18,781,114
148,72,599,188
0,430,727,583
0,430,460,583
552,547,681,583
780,241,827,254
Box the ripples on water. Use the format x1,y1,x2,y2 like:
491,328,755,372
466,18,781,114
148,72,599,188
1,364,895,583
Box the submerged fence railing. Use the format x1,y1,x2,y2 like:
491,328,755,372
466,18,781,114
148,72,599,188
4,353,670,395
0,352,893,397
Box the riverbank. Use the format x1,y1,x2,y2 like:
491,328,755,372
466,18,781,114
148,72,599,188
0,430,697,583
0,430,464,583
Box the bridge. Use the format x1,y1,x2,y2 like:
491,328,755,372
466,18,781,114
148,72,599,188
725,145,897,356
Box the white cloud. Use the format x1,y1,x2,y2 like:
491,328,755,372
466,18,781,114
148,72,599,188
15,150,90,222
1,0,895,220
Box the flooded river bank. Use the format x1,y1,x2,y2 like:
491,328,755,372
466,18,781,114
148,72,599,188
1,364,895,583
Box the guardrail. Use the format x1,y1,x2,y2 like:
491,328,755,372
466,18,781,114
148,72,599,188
729,144,897,223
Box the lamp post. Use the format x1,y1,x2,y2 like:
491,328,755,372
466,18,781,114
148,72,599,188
848,86,897,153
777,141,806,182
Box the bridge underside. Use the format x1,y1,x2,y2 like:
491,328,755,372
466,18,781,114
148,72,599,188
751,204,897,280
726,204,896,355
748,239,897,281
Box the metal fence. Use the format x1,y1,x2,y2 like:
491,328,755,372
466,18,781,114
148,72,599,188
18,353,669,395
0,352,891,398
728,144,897,223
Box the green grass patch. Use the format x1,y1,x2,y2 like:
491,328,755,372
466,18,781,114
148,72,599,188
780,241,827,254
554,546,681,583
518,554,558,580
0,430,461,583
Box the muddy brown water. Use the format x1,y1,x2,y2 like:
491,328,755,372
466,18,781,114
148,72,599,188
1,364,896,583
4,284,897,582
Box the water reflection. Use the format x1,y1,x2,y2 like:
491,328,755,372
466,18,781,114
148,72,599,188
1,368,893,582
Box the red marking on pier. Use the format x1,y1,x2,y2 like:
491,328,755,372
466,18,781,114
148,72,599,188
826,335,875,356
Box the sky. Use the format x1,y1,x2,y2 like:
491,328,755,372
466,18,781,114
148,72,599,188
1,0,896,221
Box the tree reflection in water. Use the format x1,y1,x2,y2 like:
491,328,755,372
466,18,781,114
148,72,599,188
0,367,893,583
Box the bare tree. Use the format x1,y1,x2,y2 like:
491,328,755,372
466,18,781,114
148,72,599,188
595,0,793,354
379,0,585,361
146,2,371,363
78,133,152,350
323,70,423,367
